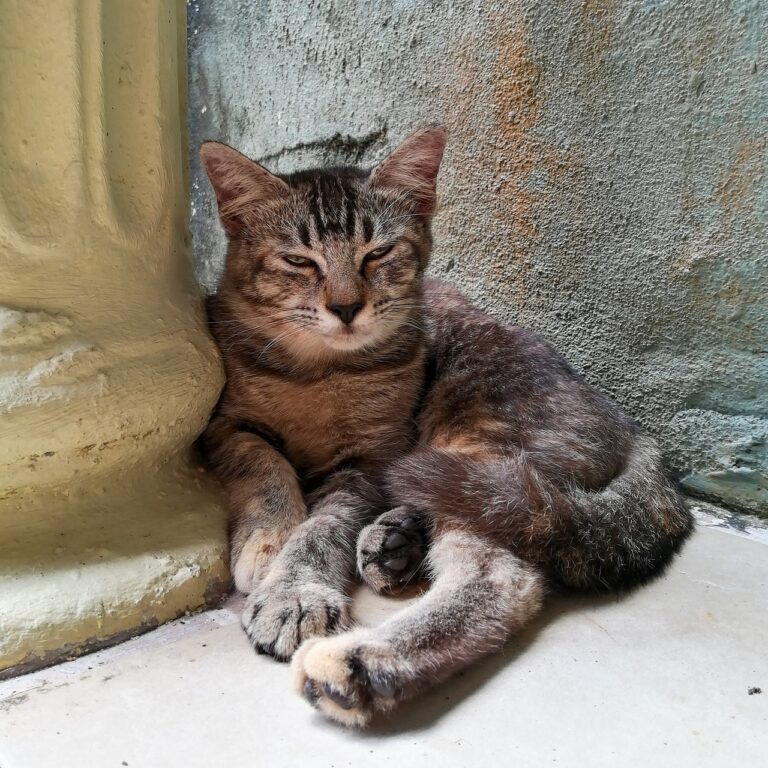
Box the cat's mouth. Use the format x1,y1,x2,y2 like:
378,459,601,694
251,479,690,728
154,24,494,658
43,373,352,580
323,327,366,349
319,322,382,352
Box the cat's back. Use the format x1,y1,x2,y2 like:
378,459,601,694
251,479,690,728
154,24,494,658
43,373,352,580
422,279,559,382
421,278,633,437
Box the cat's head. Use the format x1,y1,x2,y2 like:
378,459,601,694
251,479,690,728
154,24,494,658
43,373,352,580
200,127,446,362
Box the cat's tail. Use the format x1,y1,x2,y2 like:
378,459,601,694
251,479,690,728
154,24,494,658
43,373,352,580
386,434,693,591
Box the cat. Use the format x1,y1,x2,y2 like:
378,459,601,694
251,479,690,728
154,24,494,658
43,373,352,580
199,126,693,727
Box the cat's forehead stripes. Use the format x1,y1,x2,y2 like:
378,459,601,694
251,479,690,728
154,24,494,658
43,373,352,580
304,174,369,243
308,177,327,240
344,184,357,238
362,215,374,243
297,219,312,248
270,165,426,257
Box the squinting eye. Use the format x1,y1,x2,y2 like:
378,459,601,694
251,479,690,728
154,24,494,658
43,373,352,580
364,244,394,262
283,254,315,268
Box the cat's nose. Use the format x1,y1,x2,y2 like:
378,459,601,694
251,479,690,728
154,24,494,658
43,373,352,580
326,301,363,325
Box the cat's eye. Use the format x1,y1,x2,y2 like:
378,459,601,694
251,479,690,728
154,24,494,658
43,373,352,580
363,244,394,263
282,254,315,268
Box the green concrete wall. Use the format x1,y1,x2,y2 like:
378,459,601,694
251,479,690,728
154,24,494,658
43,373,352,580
187,0,767,516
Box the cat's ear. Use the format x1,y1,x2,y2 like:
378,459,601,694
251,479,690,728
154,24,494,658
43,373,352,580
370,126,447,215
199,141,289,235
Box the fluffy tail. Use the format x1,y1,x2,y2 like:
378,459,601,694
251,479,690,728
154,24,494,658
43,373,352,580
387,435,693,591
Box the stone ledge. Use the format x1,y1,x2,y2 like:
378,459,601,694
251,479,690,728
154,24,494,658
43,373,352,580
688,497,768,544
0,462,229,679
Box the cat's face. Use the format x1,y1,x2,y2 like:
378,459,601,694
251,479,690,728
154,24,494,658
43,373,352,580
200,128,446,362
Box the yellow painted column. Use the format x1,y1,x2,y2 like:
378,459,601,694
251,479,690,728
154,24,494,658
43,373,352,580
0,0,228,676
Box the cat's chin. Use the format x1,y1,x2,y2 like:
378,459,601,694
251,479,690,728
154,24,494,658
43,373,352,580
320,330,378,353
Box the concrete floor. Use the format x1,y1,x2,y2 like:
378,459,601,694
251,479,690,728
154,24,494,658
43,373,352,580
1,508,766,768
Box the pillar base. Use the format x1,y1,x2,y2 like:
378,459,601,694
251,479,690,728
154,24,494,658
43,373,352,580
0,461,229,679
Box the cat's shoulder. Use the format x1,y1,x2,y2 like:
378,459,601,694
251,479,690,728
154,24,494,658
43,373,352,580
422,278,475,317
421,277,562,363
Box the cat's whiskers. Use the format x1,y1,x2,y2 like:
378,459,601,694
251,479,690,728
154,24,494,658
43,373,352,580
253,326,311,365
215,313,320,357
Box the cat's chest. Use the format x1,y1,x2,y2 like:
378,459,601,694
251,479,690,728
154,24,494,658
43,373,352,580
233,363,422,472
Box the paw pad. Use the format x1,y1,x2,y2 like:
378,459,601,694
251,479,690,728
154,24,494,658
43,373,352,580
357,509,427,593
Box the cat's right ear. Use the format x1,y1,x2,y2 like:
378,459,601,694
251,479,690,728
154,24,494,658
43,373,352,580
199,141,289,236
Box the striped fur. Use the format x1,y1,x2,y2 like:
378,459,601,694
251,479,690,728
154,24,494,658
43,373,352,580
199,127,693,727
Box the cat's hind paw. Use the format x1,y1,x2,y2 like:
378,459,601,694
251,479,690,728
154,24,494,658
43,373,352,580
291,632,404,727
356,507,427,594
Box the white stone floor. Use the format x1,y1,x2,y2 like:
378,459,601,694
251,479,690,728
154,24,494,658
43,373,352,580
1,507,766,768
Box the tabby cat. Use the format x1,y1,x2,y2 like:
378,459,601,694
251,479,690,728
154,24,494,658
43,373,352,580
199,127,692,727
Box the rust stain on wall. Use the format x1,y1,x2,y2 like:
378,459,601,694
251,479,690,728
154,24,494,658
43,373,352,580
491,24,542,244
441,16,578,309
717,139,765,221
577,0,618,77
487,16,582,306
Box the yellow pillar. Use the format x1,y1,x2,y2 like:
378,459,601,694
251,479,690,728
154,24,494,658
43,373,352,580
0,0,228,676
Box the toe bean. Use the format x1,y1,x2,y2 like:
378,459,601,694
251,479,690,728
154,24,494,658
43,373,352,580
383,531,408,550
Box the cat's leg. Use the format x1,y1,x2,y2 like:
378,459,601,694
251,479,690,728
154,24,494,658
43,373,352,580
292,528,544,727
242,469,381,662
203,415,306,594
356,507,428,593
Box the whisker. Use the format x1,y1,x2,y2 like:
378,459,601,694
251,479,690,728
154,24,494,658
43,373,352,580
253,326,308,365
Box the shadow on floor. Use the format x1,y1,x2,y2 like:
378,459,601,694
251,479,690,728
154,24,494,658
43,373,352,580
355,590,626,736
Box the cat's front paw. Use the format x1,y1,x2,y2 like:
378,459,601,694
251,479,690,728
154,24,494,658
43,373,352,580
232,527,295,594
242,582,350,662
291,631,403,727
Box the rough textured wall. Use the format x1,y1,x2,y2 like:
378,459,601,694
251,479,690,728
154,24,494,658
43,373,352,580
187,0,767,516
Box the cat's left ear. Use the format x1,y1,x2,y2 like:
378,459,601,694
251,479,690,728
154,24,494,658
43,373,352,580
370,126,447,215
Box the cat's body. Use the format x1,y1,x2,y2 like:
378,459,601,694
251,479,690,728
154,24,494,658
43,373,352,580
199,128,693,727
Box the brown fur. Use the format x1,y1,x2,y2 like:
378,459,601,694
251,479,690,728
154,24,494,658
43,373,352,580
199,127,693,727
